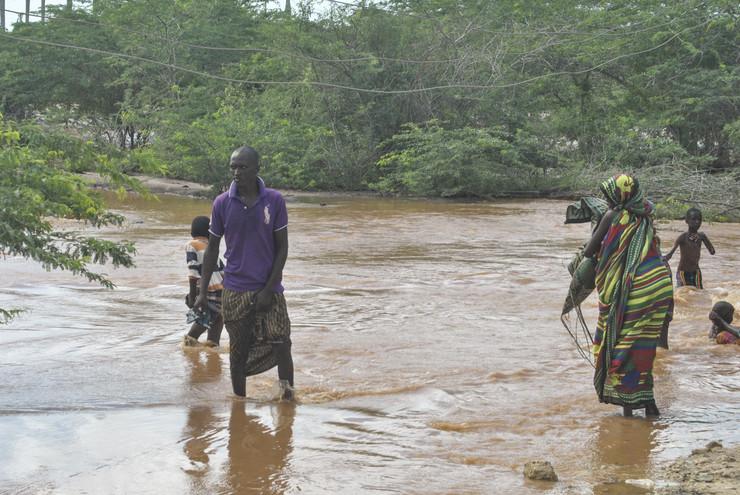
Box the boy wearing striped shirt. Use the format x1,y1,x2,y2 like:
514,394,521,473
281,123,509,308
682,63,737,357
184,216,225,347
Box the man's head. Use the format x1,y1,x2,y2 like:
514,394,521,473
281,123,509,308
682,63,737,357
191,216,210,238
229,146,260,186
685,207,702,231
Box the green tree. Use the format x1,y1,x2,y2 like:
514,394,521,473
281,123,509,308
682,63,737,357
0,115,138,323
373,121,537,197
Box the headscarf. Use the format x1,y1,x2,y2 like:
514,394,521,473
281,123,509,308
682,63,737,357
598,174,651,216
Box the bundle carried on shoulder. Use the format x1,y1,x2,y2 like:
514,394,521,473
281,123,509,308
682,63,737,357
561,197,608,364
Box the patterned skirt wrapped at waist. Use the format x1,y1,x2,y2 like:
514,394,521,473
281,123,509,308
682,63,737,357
222,289,290,341
594,254,673,407
222,288,291,378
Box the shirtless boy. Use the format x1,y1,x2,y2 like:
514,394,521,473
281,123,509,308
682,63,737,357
663,208,715,288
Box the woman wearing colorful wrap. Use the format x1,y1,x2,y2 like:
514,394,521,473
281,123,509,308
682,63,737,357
582,175,673,417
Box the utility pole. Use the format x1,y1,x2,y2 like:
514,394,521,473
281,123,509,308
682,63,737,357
25,0,30,22
1,0,5,32
284,0,291,15
42,0,46,22
67,1,73,10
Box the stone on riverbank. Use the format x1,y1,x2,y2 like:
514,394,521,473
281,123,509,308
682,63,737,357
523,460,558,481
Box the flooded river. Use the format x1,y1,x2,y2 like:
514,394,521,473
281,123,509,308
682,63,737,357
1,192,738,494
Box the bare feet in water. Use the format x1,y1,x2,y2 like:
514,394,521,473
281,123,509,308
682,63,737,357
645,402,660,417
279,379,294,401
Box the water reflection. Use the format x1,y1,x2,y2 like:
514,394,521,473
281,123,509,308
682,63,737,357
182,351,222,480
591,416,662,495
226,401,295,494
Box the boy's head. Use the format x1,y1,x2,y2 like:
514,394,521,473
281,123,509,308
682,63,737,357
711,301,734,324
685,207,702,231
191,216,210,238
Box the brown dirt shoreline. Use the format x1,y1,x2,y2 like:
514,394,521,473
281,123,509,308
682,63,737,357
82,172,213,198
82,172,580,201
656,442,740,495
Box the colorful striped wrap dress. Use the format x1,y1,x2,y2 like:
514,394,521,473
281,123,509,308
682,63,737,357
593,175,673,408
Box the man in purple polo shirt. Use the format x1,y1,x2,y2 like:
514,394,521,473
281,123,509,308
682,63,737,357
195,146,294,399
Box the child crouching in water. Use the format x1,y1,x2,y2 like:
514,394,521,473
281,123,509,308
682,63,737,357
708,301,740,345
184,216,225,347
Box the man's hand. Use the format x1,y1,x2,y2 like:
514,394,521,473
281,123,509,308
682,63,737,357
194,293,208,312
254,290,273,314
185,294,194,308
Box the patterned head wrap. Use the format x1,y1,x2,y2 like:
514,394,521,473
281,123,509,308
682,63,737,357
599,174,651,216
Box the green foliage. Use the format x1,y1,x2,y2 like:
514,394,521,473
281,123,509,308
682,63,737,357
0,114,139,321
0,0,736,203
373,122,539,197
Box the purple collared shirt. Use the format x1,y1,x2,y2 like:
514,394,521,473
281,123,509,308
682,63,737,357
209,178,288,292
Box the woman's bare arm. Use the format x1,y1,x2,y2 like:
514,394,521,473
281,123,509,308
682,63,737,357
583,209,618,259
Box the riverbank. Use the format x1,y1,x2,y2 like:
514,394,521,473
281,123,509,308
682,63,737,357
82,172,740,223
82,172,213,198
82,172,388,201
657,441,740,495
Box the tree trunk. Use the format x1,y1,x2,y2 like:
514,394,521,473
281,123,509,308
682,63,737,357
67,1,73,10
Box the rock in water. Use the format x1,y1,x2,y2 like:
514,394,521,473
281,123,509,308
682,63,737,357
705,440,722,451
523,460,558,481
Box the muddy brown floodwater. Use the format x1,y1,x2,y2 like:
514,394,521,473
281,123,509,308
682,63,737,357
1,193,738,494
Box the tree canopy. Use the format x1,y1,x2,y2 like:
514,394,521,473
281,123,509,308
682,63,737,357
0,0,737,214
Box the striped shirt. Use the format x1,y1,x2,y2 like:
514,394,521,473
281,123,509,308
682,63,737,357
186,237,224,303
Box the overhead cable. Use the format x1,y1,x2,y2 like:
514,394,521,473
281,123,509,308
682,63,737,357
0,19,710,95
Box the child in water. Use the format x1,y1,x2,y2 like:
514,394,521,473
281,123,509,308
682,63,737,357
663,207,715,288
184,216,225,347
708,301,740,345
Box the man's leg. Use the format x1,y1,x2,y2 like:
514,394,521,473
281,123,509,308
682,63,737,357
273,341,294,386
273,341,294,400
225,318,254,397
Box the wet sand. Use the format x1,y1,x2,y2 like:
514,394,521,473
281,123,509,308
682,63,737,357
1,191,738,494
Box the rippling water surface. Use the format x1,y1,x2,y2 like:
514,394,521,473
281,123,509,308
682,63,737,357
1,192,738,494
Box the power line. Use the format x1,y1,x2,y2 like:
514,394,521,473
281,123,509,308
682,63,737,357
0,19,710,95
1,8,464,64
1,7,694,65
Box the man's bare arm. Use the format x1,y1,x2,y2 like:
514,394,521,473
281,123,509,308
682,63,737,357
255,228,288,313
265,228,288,291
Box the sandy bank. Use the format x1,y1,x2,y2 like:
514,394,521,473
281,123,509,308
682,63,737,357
81,172,383,200
82,172,213,198
657,441,739,495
